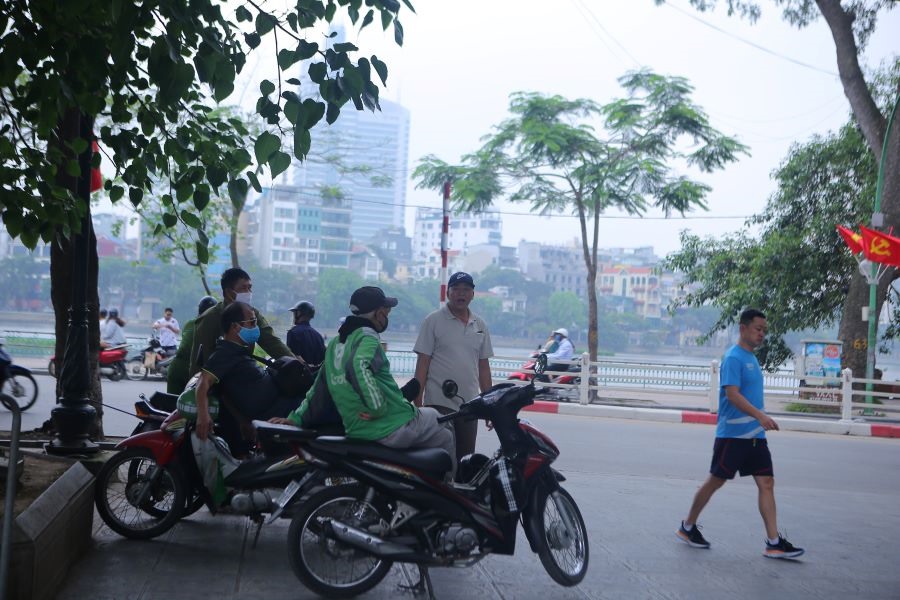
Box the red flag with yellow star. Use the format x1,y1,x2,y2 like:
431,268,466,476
860,225,900,267
836,225,863,255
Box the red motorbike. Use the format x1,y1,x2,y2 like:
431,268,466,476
508,351,580,402
48,344,129,381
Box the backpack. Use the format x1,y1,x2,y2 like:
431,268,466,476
254,355,315,399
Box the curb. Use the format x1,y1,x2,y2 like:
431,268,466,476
523,401,900,439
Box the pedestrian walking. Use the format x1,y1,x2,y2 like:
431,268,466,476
413,272,493,462
286,300,325,367
676,308,804,559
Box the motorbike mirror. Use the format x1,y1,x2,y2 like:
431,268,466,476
441,379,459,399
534,353,547,376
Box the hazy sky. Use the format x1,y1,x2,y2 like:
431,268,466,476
338,0,898,256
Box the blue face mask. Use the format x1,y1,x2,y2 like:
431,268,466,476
238,324,260,345
554,334,562,342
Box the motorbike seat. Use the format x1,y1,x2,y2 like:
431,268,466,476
311,436,453,476
253,420,322,442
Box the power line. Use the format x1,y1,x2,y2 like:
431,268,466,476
569,0,643,68
660,0,839,77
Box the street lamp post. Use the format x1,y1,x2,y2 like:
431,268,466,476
864,95,900,406
46,111,99,456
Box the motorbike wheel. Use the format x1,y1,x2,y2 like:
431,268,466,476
2,366,39,411
287,484,393,598
107,362,126,382
125,358,148,381
95,447,186,539
533,487,589,586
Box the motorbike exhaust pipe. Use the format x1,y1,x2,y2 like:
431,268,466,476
323,519,420,561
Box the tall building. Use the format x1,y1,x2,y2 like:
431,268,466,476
246,184,352,276
411,208,502,278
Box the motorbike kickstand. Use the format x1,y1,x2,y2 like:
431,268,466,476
398,564,436,600
250,515,264,549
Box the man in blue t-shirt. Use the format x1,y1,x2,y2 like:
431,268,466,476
675,309,804,559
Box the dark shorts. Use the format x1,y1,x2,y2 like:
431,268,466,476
710,438,773,480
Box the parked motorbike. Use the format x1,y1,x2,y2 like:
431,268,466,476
508,350,581,402
125,336,175,381
93,403,326,541
280,355,589,598
0,340,38,411
49,344,129,381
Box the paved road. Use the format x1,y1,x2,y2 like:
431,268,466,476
55,414,900,599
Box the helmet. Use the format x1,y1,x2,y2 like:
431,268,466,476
198,295,217,315
553,328,569,338
108,308,119,318
456,453,490,484
290,301,315,319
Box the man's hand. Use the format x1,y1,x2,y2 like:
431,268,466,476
759,413,779,431
196,411,213,440
268,417,294,425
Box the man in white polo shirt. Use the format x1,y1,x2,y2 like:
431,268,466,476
413,272,494,461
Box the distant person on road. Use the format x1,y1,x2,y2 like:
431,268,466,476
285,300,325,367
152,307,181,356
544,327,574,376
413,272,493,462
166,295,217,394
188,267,293,376
676,308,804,559
100,308,127,349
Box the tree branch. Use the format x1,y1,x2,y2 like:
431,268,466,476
815,0,886,157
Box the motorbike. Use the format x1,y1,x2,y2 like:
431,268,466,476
0,340,38,411
508,350,581,402
278,355,589,598
49,344,129,381
93,400,329,542
125,335,175,381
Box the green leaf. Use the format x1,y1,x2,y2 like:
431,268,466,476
128,186,143,206
308,61,327,84
180,210,201,229
296,40,318,60
393,19,404,46
371,56,388,85
193,188,210,211
255,12,277,35
294,128,311,160
246,171,263,193
360,9,374,30
302,100,326,129
69,137,89,155
228,178,249,209
269,151,291,178
244,32,261,49
196,240,209,264
277,49,297,71
326,102,340,125
254,131,281,163
260,79,276,96
110,185,125,202
333,42,359,53
162,212,178,228
235,6,252,22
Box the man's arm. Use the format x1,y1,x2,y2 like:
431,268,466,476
478,358,493,393
350,337,398,420
189,314,217,375
256,309,293,359
413,352,431,407
723,386,779,431
169,320,180,334
194,370,218,440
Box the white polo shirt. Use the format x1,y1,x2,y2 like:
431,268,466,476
414,303,493,410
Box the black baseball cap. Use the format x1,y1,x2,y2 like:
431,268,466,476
448,272,475,288
349,286,398,315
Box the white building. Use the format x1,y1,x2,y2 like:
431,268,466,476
411,208,502,279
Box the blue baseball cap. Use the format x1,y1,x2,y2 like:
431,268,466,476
448,272,475,288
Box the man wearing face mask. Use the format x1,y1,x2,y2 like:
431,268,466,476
193,302,300,442
188,267,293,377
544,328,575,377
273,286,456,474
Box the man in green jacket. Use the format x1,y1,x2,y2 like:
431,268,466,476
276,286,455,473
188,267,293,376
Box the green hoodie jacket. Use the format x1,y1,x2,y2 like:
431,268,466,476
287,321,414,440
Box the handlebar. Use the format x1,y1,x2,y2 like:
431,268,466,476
436,411,458,424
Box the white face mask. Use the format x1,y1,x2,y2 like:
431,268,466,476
234,291,253,305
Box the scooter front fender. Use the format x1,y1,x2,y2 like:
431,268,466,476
116,429,180,464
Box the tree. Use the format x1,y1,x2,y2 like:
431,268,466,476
414,70,747,363
661,1,899,375
666,120,877,369
0,0,413,435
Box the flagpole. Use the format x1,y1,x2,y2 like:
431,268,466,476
865,94,900,408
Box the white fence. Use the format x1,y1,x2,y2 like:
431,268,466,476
386,350,900,424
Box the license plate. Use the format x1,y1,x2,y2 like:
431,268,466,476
266,477,304,524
